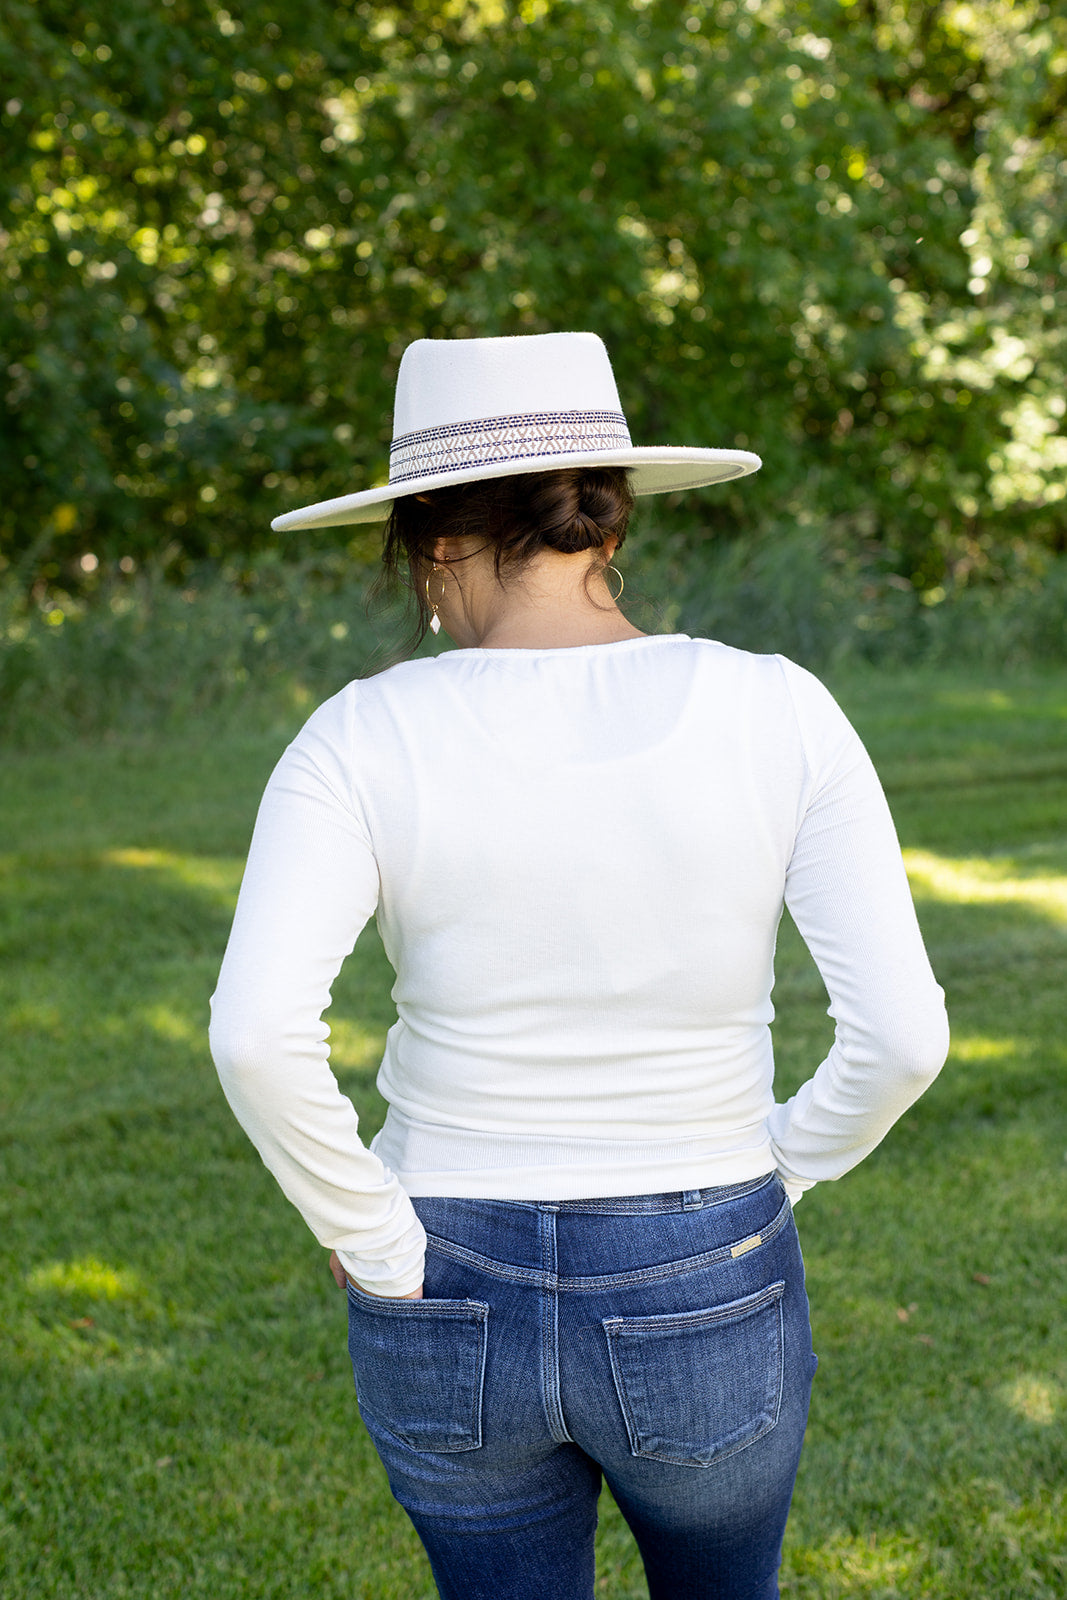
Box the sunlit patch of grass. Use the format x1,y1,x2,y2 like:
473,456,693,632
12,1256,176,1374
27,1256,148,1304
904,848,1067,923
1000,1375,1062,1427
949,1034,1026,1063
140,1003,206,1045
786,1529,921,1591
327,1015,389,1074
102,847,243,904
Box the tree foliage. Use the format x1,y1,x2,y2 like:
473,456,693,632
2,0,1065,589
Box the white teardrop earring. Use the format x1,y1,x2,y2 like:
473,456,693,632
426,563,443,634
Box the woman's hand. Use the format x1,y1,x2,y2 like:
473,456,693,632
328,1250,423,1299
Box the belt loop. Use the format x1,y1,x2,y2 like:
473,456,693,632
681,1189,704,1211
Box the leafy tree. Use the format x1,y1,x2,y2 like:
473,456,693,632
2,0,1064,590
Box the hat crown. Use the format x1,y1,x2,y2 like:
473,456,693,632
388,332,633,487
392,332,625,437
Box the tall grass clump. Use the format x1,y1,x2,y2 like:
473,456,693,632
0,552,406,747
2,528,1065,749
643,523,1067,671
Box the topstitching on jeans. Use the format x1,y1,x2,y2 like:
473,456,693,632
423,1193,792,1291
539,1207,573,1445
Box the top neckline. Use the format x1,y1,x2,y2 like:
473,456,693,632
453,634,692,659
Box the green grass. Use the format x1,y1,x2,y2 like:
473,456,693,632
2,668,1066,1598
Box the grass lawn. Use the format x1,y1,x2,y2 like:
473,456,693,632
2,665,1065,1598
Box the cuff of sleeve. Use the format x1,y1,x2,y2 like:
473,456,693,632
333,1206,427,1298
335,1247,425,1299
779,1174,813,1207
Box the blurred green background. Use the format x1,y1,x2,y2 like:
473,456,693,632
2,0,1065,700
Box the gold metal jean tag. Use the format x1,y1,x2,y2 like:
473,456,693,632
730,1233,762,1258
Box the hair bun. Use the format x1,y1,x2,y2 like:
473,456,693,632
550,506,601,554
533,471,628,554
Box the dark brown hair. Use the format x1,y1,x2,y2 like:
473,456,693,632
376,465,635,650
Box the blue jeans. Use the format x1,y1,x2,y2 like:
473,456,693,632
345,1174,816,1599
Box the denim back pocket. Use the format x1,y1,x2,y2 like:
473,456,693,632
347,1286,489,1454
602,1280,785,1468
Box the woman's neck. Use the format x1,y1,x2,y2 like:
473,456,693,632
474,610,645,650
436,544,645,651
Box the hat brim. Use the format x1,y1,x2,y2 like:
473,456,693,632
269,446,761,532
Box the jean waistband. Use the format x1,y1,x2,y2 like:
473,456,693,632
515,1172,778,1215
416,1177,791,1291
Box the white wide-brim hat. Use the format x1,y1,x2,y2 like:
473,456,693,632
271,331,761,531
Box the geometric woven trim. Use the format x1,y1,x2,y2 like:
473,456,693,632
390,409,632,483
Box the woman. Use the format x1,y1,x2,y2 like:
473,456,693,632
209,331,949,1600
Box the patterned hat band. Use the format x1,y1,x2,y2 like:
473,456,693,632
389,409,633,484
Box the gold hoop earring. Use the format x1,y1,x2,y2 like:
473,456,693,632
606,564,624,602
425,563,443,634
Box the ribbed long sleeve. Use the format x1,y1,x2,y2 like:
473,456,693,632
209,735,426,1295
767,665,950,1197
